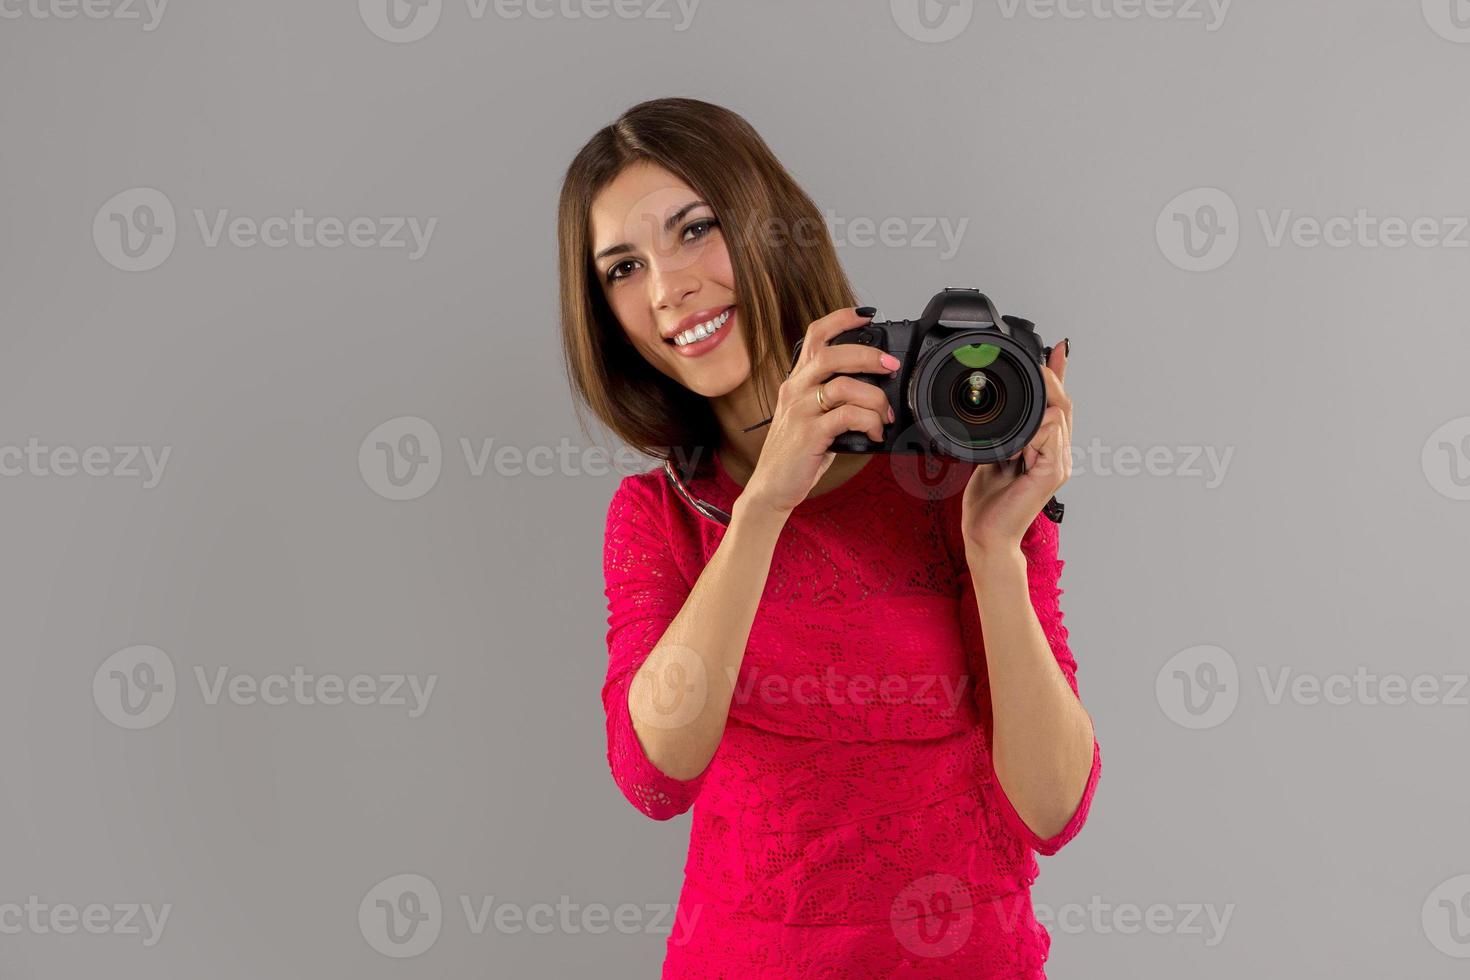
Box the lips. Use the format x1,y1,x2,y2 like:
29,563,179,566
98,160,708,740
665,305,734,344
668,306,736,359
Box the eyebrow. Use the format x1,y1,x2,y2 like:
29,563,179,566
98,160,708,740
592,200,709,262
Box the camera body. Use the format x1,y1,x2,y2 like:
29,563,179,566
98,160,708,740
790,287,1051,464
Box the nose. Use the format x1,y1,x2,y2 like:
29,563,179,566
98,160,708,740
650,256,700,311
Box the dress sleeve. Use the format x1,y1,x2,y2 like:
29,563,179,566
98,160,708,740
955,508,1102,856
600,477,710,821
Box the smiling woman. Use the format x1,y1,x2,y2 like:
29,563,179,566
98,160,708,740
556,97,1100,979
557,98,860,463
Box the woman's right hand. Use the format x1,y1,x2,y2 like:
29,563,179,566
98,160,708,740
743,307,900,517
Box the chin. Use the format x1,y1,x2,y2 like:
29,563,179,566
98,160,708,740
682,364,749,399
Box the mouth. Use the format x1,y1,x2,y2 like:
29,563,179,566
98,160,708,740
666,305,735,358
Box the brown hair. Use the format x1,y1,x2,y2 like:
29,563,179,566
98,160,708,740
557,96,857,472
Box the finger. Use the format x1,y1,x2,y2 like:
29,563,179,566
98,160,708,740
1026,407,1065,466
1039,364,1073,436
819,402,888,445
1048,338,1068,386
1022,420,1054,475
1030,405,1066,450
797,306,877,369
806,341,898,384
1030,416,1067,485
817,374,895,424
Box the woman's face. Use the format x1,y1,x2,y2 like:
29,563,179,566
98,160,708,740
589,160,751,398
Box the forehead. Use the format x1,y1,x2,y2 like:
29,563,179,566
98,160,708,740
589,160,701,252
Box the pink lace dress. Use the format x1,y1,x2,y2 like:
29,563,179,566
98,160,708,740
600,451,1101,978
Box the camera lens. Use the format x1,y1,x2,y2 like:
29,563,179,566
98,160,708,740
921,342,1032,453
952,370,1004,424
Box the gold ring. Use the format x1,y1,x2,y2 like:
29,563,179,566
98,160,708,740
816,382,829,413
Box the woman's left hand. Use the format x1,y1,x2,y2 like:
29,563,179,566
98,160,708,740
960,340,1071,555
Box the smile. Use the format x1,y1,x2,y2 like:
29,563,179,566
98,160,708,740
670,310,732,352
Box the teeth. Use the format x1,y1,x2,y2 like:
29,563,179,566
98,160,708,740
673,308,731,347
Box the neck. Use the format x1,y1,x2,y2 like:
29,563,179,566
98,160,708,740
707,361,782,476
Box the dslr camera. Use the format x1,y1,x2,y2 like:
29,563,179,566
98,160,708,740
791,287,1054,465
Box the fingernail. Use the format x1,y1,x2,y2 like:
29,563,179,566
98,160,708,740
887,404,895,423
880,353,900,370
855,306,877,318
1063,337,1071,358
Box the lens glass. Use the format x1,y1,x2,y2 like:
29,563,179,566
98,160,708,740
926,343,1030,449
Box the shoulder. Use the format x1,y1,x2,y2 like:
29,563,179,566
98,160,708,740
605,464,707,551
606,466,670,527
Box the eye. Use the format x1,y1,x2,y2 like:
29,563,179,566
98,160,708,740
605,259,638,283
684,218,719,242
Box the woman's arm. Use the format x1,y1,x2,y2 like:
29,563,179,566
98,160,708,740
953,338,1099,852
602,480,788,819
967,524,1099,851
625,495,787,779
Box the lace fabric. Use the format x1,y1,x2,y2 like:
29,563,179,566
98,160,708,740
600,452,1101,978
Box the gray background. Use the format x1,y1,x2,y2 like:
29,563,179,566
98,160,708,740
3,0,1469,976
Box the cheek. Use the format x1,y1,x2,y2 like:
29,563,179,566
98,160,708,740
696,235,736,285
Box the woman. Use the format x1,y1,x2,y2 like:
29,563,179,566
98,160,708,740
559,97,1101,978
